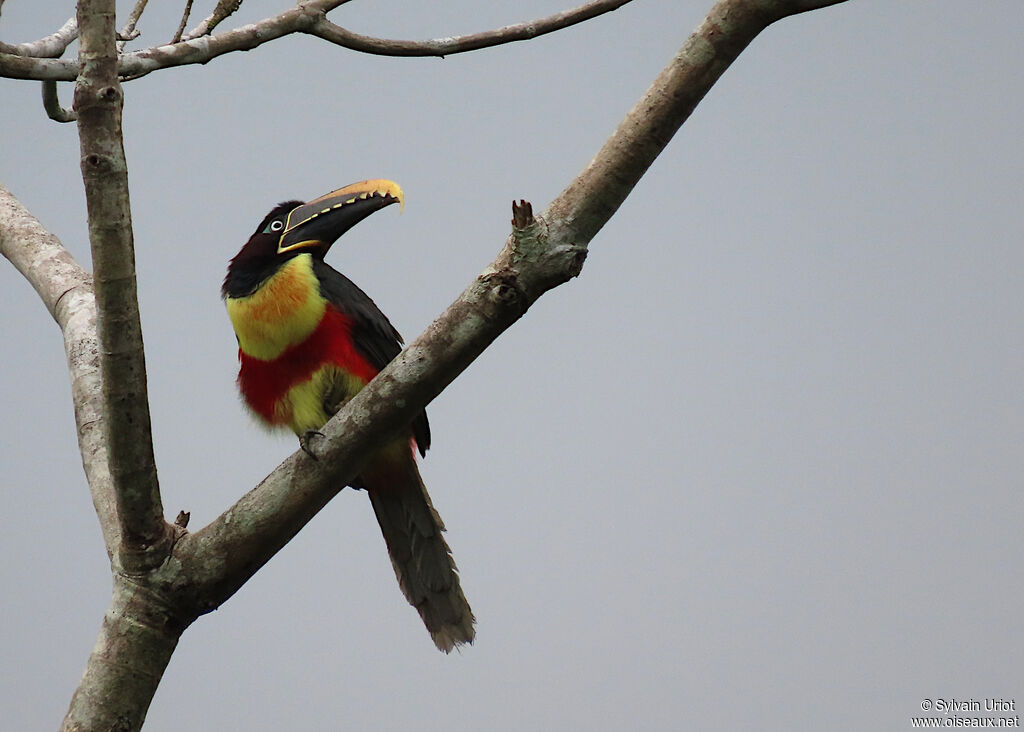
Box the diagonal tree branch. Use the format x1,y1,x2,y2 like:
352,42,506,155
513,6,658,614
0,184,119,557
170,0,851,612
545,0,848,240
74,0,169,568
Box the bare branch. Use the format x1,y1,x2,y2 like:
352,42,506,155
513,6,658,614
0,184,119,557
0,1,336,80
173,0,851,609
117,0,150,50
310,0,633,57
74,0,170,567
547,0,850,241
1,0,634,81
0,53,75,80
171,0,195,45
0,16,78,82
181,0,245,42
0,16,77,57
0,15,80,121
42,80,77,122
118,3,325,80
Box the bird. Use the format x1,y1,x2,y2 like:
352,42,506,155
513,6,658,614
222,179,474,652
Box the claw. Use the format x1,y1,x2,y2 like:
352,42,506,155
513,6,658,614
299,429,325,460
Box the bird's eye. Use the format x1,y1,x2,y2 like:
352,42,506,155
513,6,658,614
264,219,285,233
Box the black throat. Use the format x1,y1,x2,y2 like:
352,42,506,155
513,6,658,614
223,200,305,299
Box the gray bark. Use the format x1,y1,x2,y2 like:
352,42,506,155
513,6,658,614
0,185,119,555
74,0,170,566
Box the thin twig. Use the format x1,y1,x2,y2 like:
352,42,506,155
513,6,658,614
118,0,150,50
171,0,195,44
182,0,244,41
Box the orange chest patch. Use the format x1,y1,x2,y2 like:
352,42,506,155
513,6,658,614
225,254,326,361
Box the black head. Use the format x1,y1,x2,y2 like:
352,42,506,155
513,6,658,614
223,180,404,299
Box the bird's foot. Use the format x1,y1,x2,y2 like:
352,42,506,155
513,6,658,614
299,430,325,460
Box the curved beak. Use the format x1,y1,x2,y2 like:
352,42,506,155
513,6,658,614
277,179,404,255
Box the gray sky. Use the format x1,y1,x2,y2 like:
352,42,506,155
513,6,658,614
2,1,1022,730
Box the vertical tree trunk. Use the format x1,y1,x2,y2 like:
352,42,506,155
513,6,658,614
75,0,168,565
61,3,180,729
61,578,184,731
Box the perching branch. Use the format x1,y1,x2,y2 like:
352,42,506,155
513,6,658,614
74,0,169,566
0,185,119,557
170,0,851,612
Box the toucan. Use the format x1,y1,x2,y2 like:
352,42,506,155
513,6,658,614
222,179,474,652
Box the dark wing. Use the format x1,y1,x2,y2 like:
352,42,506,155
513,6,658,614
314,258,431,455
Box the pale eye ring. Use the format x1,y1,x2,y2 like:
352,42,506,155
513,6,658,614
269,219,285,232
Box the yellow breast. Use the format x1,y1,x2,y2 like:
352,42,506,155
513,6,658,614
225,254,326,361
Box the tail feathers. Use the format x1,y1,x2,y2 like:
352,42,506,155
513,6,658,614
367,465,475,653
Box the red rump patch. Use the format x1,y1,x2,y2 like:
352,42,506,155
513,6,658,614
237,306,379,426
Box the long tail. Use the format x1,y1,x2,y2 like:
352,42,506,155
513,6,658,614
365,456,475,652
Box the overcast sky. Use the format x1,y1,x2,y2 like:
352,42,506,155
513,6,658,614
2,1,1022,730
